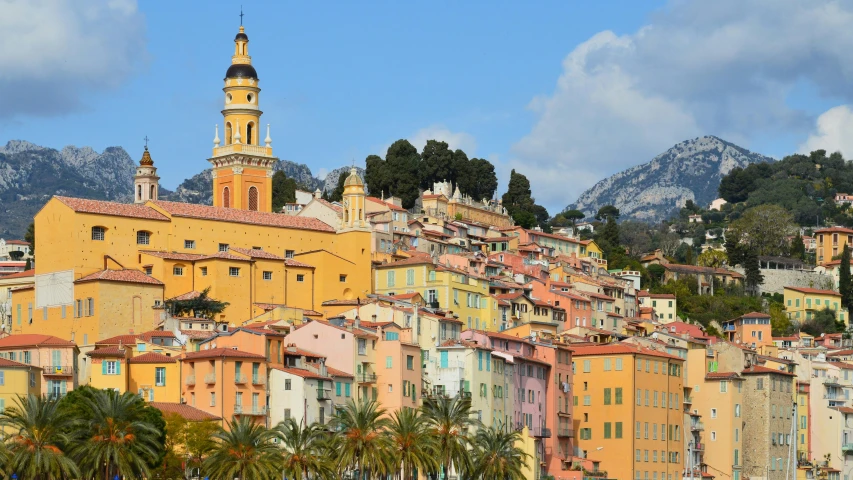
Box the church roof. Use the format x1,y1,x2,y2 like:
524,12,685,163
55,196,169,221
151,200,335,232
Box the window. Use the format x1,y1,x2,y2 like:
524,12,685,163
604,359,611,371
720,381,728,393
155,367,166,386
583,360,591,373
735,404,741,417
339,274,347,282
248,186,259,211
185,240,195,249
136,231,150,245
173,266,184,276
285,379,291,390
615,387,623,405
387,271,396,287
229,267,240,277
616,358,623,371
636,421,641,438
406,355,414,370
711,408,717,418
711,431,717,441
285,250,295,258
296,274,305,282
262,271,272,281
604,388,611,405
144,266,152,276
91,226,105,241
210,392,216,406
219,243,229,252
604,422,612,439
386,356,392,369
200,267,207,276
616,421,623,438
105,361,118,375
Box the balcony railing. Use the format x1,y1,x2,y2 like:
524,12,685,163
235,373,248,384
557,427,574,437
252,375,265,385
204,373,216,384
358,373,377,383
43,365,74,376
185,375,196,386
691,422,704,431
533,427,552,438
317,389,332,401
843,444,853,455
234,405,267,416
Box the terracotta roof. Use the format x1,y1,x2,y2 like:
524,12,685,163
87,346,126,357
784,286,841,296
0,334,76,348
5,240,29,245
140,330,176,340
326,366,354,378
152,200,335,232
128,352,176,364
229,247,284,260
834,406,853,414
284,258,314,268
10,285,33,291
741,365,796,376
0,269,34,279
55,196,169,221
647,293,676,299
705,372,740,380
0,357,40,369
76,269,163,285
827,349,853,357
182,348,265,360
150,402,221,421
374,257,435,268
366,196,406,212
270,366,331,380
282,346,325,358
315,198,343,214
96,335,140,346
389,292,420,301
139,250,207,261
816,227,853,234
180,329,217,340
569,344,683,361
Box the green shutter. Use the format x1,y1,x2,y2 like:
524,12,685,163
102,361,107,375
336,382,342,396
345,383,351,397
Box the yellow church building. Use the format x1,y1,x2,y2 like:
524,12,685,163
11,24,372,347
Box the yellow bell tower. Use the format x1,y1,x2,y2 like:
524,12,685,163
209,24,276,212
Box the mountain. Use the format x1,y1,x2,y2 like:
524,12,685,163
567,136,775,222
0,140,361,238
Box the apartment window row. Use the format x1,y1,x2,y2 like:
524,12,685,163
74,298,95,318
635,388,680,409
634,449,669,463
634,422,680,441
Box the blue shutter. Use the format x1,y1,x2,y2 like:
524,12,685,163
336,382,342,396
440,351,448,368
149,389,154,401
102,361,107,375
478,351,483,371
345,383,351,397
116,361,121,375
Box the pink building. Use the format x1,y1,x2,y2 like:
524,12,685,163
0,334,78,398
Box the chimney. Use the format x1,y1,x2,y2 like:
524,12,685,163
355,315,361,329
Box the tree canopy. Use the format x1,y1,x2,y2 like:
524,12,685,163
271,170,297,212
501,169,549,229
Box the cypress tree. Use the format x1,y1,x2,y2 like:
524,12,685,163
840,244,852,309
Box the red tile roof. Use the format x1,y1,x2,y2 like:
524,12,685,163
76,269,164,285
182,348,265,360
569,344,683,361
5,240,29,245
150,402,221,421
705,372,740,380
96,335,140,346
128,352,177,364
169,291,201,301
375,257,435,268
389,292,421,301
284,258,314,268
0,357,39,369
326,366,353,378
366,196,406,212
741,365,795,376
647,293,676,299
55,196,170,221
0,334,76,348
228,247,285,260
87,346,126,357
0,269,34,279
139,250,208,261
153,200,335,232
784,286,841,296
180,329,217,340
270,366,331,380
315,198,343,214
816,227,853,234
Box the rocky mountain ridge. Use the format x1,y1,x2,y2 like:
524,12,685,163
567,136,775,222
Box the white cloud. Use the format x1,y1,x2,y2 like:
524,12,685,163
408,125,477,155
0,0,147,118
799,105,853,158
511,0,853,211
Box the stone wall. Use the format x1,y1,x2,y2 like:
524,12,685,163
732,267,832,295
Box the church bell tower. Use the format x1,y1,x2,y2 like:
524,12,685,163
134,143,159,204
209,23,276,212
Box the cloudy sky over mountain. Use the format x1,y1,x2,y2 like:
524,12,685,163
2,0,852,212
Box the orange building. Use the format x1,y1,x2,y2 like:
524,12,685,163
0,334,78,398
180,348,268,425
570,344,685,480
721,312,772,349
815,226,853,265
375,325,422,413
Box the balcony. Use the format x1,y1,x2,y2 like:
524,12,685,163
317,389,332,401
693,443,705,452
683,396,693,405
204,373,216,384
824,377,843,387
43,365,74,376
723,324,736,332
843,444,853,455
234,405,267,416
252,375,265,385
358,373,377,384
691,422,704,431
533,427,552,438
557,427,574,438
235,373,248,384
212,143,274,158
185,375,196,386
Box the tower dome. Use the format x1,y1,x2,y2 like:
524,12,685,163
344,167,364,187
139,145,154,166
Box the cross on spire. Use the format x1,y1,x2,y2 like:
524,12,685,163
144,135,149,150
239,6,244,26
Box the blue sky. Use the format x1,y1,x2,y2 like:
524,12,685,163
3,0,853,213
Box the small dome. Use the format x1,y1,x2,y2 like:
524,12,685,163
344,167,364,187
139,146,154,166
225,63,258,80
235,25,249,42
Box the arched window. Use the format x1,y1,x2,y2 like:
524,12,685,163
246,122,254,145
91,226,105,241
223,186,231,208
136,231,151,245
137,185,142,200
225,122,233,145
150,185,155,200
248,186,259,211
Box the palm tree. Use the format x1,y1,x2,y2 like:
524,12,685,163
276,417,334,479
331,399,392,479
71,389,162,479
466,426,529,480
386,407,438,480
1,394,79,480
203,416,281,480
422,394,476,479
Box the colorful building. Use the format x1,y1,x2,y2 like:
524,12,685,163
0,358,41,412
815,226,853,265
721,312,773,349
783,286,847,324
0,334,78,398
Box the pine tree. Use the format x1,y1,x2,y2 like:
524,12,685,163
840,244,852,310
790,234,806,260
744,249,764,295
724,235,743,266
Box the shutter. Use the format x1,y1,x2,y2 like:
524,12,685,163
102,361,107,375
0,398,4,412
116,361,121,375
149,389,154,402
440,351,448,368
463,380,470,393
336,382,342,396
60,380,67,395
345,383,351,397
52,350,60,367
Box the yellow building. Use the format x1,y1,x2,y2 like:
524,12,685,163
0,358,41,412
128,352,181,403
373,257,492,330
12,25,373,345
571,344,685,480
783,287,847,323
796,381,810,465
